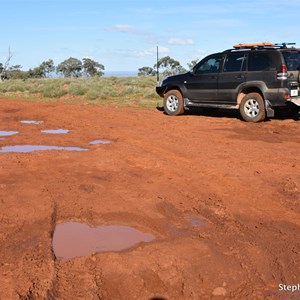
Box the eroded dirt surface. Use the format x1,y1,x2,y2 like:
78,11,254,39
0,99,299,300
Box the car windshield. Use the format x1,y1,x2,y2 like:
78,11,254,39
283,51,300,71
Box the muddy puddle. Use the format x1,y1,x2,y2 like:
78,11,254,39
0,131,19,136
89,139,112,145
52,222,156,260
20,120,43,124
186,216,206,227
41,129,70,134
0,145,89,153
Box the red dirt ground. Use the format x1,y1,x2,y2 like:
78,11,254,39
0,99,299,300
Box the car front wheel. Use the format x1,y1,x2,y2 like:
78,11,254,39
163,90,185,116
239,93,266,122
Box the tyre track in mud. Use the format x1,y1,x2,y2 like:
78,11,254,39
112,114,300,297
0,99,299,299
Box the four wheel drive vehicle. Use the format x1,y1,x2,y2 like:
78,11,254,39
156,42,300,122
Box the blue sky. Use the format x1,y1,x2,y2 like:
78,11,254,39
1,0,300,73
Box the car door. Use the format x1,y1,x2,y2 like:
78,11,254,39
217,52,246,104
184,54,223,102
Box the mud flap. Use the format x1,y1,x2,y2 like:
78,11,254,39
290,97,300,107
184,98,190,110
265,100,274,117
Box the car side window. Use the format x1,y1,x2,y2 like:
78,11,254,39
194,55,223,74
223,53,245,72
248,52,275,71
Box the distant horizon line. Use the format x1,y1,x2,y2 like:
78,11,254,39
45,70,139,78
103,70,137,77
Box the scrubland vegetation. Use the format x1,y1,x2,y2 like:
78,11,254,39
0,51,194,108
0,77,162,108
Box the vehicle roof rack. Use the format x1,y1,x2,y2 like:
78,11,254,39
232,42,296,50
274,42,296,48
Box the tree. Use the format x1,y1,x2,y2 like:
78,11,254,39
39,59,55,77
28,67,43,78
6,65,28,80
56,57,83,77
138,66,155,76
28,59,55,78
187,59,199,70
0,47,13,80
82,58,104,77
138,56,186,78
154,56,186,76
0,63,3,77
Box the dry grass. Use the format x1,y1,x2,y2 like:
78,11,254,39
0,77,162,108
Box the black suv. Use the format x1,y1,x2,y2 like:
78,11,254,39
156,42,300,122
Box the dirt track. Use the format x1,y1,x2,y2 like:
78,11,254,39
0,99,299,300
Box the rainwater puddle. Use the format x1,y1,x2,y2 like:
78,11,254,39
52,222,155,260
89,139,111,145
41,129,70,134
186,216,206,227
0,145,89,153
0,131,19,137
20,120,43,124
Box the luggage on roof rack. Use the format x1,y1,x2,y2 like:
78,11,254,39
233,42,296,49
233,42,275,49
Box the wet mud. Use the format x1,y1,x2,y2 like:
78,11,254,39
0,99,299,299
52,222,155,259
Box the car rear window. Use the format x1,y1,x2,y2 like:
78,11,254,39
282,51,300,71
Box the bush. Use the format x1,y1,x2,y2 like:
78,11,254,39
42,85,68,98
87,87,102,100
69,82,87,96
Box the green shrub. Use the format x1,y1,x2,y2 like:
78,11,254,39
42,85,68,98
87,87,102,100
0,85,8,93
69,82,87,96
7,84,27,92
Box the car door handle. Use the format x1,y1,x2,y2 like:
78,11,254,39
236,75,245,79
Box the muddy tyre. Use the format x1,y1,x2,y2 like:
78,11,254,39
164,90,185,116
239,93,266,122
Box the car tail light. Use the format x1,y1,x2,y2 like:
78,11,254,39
277,64,288,80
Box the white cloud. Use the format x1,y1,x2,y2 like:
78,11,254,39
133,49,154,57
108,24,135,33
168,38,194,45
132,46,169,58
158,46,169,53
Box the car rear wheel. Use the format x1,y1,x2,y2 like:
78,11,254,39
239,93,266,122
163,90,185,116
